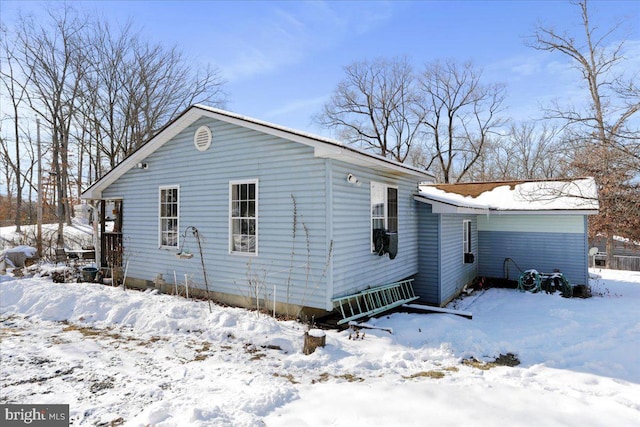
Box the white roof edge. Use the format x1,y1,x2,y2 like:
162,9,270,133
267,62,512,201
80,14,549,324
486,209,600,215
82,105,433,199
414,195,490,214
82,109,202,199
414,193,489,210
414,194,599,215
193,105,433,178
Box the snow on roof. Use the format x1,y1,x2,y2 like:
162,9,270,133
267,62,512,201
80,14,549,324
417,177,599,213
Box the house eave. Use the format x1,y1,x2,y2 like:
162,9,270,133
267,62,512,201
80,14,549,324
414,194,489,214
82,108,200,200
414,195,599,216
487,209,600,216
82,105,434,199
191,106,432,179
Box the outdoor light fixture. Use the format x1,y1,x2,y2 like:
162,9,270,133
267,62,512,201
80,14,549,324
136,162,148,170
347,173,360,186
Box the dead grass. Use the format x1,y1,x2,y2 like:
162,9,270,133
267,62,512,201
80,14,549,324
403,370,446,380
193,343,212,361
273,372,299,384
0,315,24,339
335,373,364,382
312,372,364,383
60,322,167,347
463,353,520,370
312,372,331,384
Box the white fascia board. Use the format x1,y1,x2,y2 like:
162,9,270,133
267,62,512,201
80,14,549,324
195,106,433,180
315,146,432,178
487,209,600,216
414,194,598,216
83,105,433,199
82,110,202,200
414,195,489,214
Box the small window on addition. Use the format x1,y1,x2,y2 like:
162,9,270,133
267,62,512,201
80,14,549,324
463,220,474,263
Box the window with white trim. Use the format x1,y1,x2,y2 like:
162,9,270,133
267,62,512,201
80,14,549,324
159,186,179,248
463,219,472,254
230,180,258,254
371,181,398,252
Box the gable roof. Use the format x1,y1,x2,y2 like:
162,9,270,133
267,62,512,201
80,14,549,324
415,178,599,215
82,105,434,199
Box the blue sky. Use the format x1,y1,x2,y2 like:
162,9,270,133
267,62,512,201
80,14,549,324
2,0,639,137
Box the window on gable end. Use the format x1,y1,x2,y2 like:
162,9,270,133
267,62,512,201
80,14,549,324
159,186,179,248
463,219,475,264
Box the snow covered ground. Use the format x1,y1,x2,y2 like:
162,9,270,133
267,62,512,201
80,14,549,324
0,220,95,251
1,267,639,426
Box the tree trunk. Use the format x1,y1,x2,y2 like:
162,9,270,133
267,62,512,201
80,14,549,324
303,329,326,355
605,234,615,270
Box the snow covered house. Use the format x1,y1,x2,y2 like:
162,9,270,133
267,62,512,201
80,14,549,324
82,105,598,319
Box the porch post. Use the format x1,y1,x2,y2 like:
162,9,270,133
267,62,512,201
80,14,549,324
91,200,100,269
100,200,106,268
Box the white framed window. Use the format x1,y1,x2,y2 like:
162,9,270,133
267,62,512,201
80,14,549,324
159,186,179,248
230,179,258,254
463,219,472,254
371,181,398,252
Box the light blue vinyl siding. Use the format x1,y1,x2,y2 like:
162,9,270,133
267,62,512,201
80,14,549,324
477,214,589,285
102,116,425,312
330,162,421,300
439,214,477,305
414,207,477,306
415,204,440,304
104,117,329,310
478,230,589,285
478,214,585,233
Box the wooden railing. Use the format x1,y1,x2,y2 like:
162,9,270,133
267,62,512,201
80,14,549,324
101,232,123,268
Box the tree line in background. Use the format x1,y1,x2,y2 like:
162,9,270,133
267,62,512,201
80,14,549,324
0,5,226,247
316,1,639,259
1,1,638,263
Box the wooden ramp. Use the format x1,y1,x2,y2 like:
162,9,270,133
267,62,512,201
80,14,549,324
332,279,419,325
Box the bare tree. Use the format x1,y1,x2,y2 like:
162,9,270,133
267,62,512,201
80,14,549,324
469,122,567,181
76,20,227,173
529,0,640,264
416,60,506,183
2,4,228,236
12,7,90,246
316,57,425,163
0,26,32,232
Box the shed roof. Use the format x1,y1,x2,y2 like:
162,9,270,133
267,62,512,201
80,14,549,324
82,105,434,199
415,178,599,215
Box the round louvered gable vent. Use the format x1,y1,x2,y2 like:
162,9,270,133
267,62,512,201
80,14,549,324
194,125,212,151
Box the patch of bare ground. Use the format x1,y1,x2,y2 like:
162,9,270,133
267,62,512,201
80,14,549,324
273,372,299,384
60,322,167,347
402,370,446,380
192,341,212,361
462,353,520,370
311,372,364,384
